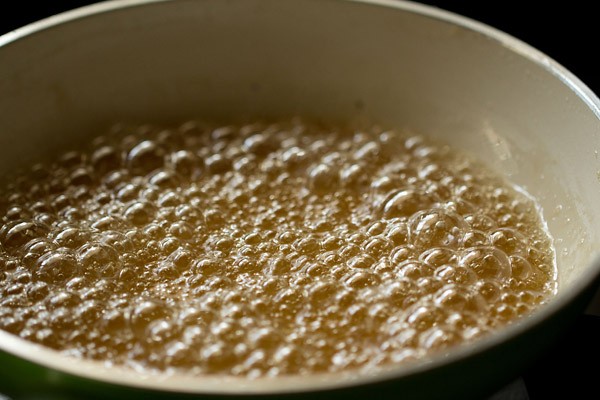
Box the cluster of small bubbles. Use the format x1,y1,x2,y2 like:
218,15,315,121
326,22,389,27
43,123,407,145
0,118,556,377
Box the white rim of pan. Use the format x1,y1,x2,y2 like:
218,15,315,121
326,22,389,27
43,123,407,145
1,0,600,395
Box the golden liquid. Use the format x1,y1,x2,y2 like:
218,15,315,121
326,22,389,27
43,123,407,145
0,119,556,376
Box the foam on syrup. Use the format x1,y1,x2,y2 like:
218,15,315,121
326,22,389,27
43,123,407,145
0,119,556,377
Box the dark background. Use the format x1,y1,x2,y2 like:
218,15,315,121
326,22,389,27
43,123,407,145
1,1,599,399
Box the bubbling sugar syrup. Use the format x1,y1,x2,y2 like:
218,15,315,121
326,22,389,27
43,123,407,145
0,118,556,377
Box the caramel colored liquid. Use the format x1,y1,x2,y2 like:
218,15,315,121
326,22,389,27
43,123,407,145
0,119,556,376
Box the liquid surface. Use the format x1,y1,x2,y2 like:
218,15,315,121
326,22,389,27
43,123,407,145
0,119,556,377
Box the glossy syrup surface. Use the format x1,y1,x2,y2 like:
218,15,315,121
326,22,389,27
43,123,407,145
0,119,556,377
